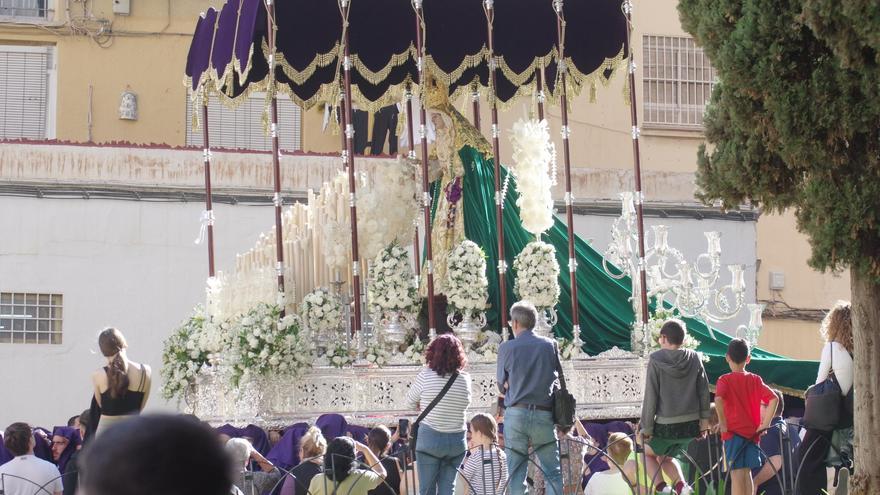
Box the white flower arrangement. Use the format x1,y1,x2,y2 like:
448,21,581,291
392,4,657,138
402,338,426,364
509,119,556,235
445,240,489,315
365,342,390,367
300,288,343,333
513,241,560,310
356,160,420,261
161,306,212,400
229,303,310,387
637,307,707,361
557,338,580,361
324,342,353,369
368,244,419,315
469,331,502,362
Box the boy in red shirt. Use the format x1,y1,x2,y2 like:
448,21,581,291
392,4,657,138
715,338,778,495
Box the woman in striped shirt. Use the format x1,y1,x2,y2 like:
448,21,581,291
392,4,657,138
405,334,472,495
462,413,508,495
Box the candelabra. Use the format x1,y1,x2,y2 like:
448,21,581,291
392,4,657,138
603,192,750,340
737,303,765,349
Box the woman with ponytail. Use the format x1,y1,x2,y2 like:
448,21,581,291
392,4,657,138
90,328,152,437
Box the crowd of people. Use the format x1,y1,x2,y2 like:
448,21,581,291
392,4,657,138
0,300,855,495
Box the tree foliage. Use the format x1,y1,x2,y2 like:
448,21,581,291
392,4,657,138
678,0,880,279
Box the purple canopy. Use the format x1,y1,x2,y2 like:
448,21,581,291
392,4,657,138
51,427,82,475
184,0,629,109
267,423,310,470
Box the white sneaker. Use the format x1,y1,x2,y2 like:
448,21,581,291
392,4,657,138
679,485,694,495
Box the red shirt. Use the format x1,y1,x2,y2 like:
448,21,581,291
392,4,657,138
715,371,775,442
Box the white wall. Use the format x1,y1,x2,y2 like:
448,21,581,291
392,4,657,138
0,196,756,428
0,197,277,427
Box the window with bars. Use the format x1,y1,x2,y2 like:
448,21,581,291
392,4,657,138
0,293,63,344
185,93,302,152
642,35,717,128
0,0,47,18
0,45,53,140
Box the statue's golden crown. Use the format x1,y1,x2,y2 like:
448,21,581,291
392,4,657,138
424,74,450,110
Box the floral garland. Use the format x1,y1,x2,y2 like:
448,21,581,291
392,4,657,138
323,342,354,369
509,119,556,235
161,306,212,400
513,241,560,309
368,244,419,315
365,342,390,367
229,304,310,387
300,288,343,333
445,240,489,315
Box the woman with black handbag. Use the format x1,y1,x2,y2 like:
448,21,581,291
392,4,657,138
405,334,472,495
796,301,854,495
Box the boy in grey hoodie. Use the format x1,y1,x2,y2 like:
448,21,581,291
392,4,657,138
640,318,711,494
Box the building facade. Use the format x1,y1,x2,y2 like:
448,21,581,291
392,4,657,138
1,0,842,426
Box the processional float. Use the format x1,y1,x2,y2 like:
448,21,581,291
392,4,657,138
184,0,632,337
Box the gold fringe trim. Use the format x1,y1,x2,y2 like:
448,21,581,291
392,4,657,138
268,39,341,86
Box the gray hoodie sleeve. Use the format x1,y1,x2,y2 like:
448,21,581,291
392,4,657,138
640,357,659,436
696,356,711,420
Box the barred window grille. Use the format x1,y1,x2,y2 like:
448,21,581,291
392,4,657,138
185,93,303,152
0,45,52,139
0,292,63,344
643,35,717,128
0,0,47,18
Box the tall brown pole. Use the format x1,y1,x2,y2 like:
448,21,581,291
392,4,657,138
471,84,481,129
623,0,650,327
535,67,545,121
340,0,363,335
554,0,580,341
265,0,286,312
484,0,509,336
201,101,216,278
404,86,421,274
413,1,436,335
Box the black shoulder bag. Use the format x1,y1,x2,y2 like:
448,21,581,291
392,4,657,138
410,371,459,458
552,344,577,428
803,342,843,431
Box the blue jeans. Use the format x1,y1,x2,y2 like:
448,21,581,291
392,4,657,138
504,407,563,495
415,424,467,495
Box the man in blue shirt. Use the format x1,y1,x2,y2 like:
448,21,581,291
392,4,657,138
753,389,799,495
496,300,563,495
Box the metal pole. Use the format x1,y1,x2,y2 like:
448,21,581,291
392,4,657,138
413,1,436,334
554,0,580,340
623,0,650,326
471,84,481,129
484,0,509,336
201,101,216,278
535,67,545,121
340,0,364,335
404,86,422,273
266,0,286,312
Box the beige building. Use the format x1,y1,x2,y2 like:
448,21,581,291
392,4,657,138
1,0,844,424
